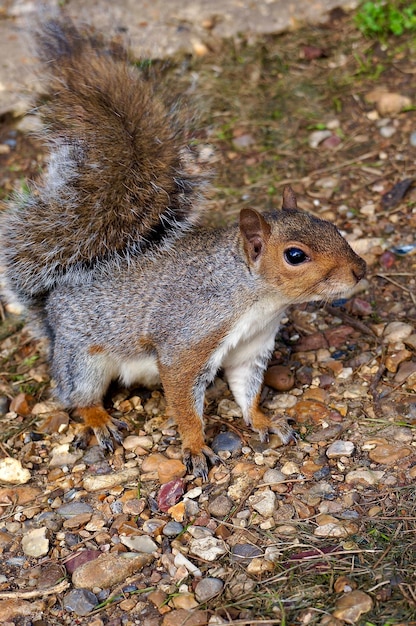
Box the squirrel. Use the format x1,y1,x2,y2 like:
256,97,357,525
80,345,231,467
0,17,366,479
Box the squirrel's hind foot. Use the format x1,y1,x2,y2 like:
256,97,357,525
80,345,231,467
73,406,128,452
183,445,221,481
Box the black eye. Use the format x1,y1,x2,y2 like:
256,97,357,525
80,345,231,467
284,247,309,265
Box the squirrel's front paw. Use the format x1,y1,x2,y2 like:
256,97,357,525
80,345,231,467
183,445,221,481
252,413,296,446
74,406,128,452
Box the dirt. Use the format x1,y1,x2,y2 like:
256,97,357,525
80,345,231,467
0,7,416,626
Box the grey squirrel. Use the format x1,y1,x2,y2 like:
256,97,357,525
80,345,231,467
0,17,366,479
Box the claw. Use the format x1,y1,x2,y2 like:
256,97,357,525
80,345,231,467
183,445,221,481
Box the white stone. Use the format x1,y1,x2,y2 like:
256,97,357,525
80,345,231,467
0,457,31,484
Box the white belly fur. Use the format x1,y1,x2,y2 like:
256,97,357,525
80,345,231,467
119,355,160,387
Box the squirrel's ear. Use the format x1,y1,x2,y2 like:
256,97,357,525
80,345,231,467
282,185,298,211
239,208,271,263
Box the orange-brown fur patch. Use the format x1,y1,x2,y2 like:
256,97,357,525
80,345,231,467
88,344,106,355
76,405,113,429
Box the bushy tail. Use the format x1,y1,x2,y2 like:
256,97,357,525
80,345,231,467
1,15,207,305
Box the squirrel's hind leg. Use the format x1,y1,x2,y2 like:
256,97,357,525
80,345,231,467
50,342,127,452
74,405,128,452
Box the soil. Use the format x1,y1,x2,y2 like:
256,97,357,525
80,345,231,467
0,7,416,626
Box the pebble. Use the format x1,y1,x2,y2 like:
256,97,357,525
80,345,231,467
281,461,299,475
410,131,416,147
0,395,9,416
217,398,242,417
195,577,224,603
9,392,34,416
72,552,154,589
57,502,94,518
83,467,140,491
383,322,414,343
208,494,234,518
174,552,202,577
162,609,208,626
120,535,158,553
263,468,286,484
0,599,46,620
314,515,358,538
309,129,332,148
379,125,396,138
231,544,263,564
64,588,98,616
142,453,186,483
345,469,384,486
189,536,227,561
326,441,355,458
333,590,373,623
65,550,101,575
162,521,184,537
21,527,49,557
157,479,184,512
0,457,31,484
211,430,243,456
248,488,276,517
264,365,295,391
385,349,412,373
368,442,412,465
395,360,416,385
246,556,275,574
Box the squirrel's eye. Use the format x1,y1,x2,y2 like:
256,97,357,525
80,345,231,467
284,247,309,265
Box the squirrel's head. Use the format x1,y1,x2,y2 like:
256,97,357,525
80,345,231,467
239,186,366,305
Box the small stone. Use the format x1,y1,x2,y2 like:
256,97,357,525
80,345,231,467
333,590,373,623
264,365,295,391
217,399,242,417
385,349,412,373
314,515,358,538
211,431,243,456
65,550,101,575
383,322,414,343
21,527,49,557
120,535,158,553
162,521,183,537
246,556,275,575
57,502,94,518
0,599,46,620
231,544,262,564
172,592,199,610
394,360,416,384
334,576,357,593
248,488,276,517
83,467,140,491
64,589,98,616
309,129,332,148
345,469,384,486
326,441,355,458
72,552,153,589
174,552,202,576
208,495,233,518
368,443,411,465
263,468,286,484
195,577,224,603
0,396,10,416
157,479,184,513
281,461,299,475
9,392,34,416
162,609,208,626
410,131,416,147
189,537,227,561
0,457,31,484
379,125,396,138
